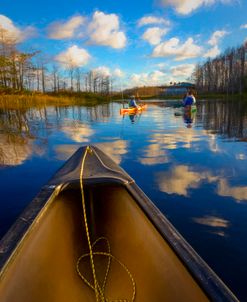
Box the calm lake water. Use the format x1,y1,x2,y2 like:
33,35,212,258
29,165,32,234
0,99,247,300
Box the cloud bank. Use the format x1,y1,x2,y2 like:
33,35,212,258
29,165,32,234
88,11,126,48
159,0,235,15
55,45,91,68
170,64,195,77
137,16,170,27
152,37,202,60
208,30,228,46
142,27,168,45
47,16,85,39
204,45,220,58
0,14,36,42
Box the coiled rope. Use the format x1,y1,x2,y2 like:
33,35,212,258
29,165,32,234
76,146,136,302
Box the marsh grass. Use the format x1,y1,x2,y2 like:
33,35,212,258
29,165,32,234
0,92,110,109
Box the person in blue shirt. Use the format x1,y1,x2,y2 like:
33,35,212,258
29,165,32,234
128,95,139,108
183,90,196,107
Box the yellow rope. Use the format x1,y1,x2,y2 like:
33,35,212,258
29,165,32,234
76,146,136,302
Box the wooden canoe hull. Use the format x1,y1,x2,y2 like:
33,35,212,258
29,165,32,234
0,146,239,302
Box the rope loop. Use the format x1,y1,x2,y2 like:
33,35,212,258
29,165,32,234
77,146,136,302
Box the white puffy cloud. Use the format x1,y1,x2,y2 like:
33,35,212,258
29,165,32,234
142,27,168,45
46,11,126,49
202,31,227,58
149,70,166,82
208,30,228,46
130,73,143,85
91,66,124,78
130,70,166,86
137,16,170,27
113,68,124,77
88,11,126,49
170,64,195,77
152,37,202,61
159,0,234,15
0,15,21,39
92,66,111,77
55,45,91,68
240,24,247,29
203,45,220,58
0,14,36,43
155,62,167,69
47,16,85,39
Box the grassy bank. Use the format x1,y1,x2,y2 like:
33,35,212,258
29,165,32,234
0,91,112,109
1,90,246,110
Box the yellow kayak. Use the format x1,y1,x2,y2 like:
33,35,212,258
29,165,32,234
120,104,147,115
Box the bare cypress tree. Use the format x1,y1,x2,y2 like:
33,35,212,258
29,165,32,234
193,42,247,95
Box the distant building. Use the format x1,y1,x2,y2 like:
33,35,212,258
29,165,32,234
160,82,195,96
123,82,195,97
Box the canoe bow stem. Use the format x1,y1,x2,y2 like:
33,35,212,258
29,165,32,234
76,146,136,302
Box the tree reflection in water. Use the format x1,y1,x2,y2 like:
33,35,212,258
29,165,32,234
196,99,247,140
0,103,113,166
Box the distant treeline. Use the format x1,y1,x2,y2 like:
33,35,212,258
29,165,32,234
194,42,247,95
124,86,163,97
0,28,112,95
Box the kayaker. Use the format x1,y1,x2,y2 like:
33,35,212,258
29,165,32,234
183,90,196,107
129,95,139,108
182,92,188,104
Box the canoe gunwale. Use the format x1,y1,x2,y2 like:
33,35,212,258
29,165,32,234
0,185,57,276
125,182,239,302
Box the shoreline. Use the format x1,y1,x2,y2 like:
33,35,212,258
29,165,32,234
140,93,247,100
0,91,246,109
0,92,113,109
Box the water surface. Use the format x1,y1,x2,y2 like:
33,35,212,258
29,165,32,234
0,99,247,300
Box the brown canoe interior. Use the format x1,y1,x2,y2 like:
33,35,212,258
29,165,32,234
0,183,209,302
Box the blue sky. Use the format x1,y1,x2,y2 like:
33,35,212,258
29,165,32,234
1,0,247,89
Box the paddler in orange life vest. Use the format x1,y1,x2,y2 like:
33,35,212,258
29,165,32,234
128,95,139,109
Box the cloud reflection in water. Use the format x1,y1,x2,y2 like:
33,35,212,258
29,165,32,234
95,140,128,164
193,216,230,228
55,140,128,165
156,165,218,196
148,128,220,153
192,215,230,237
139,143,169,165
61,121,94,143
217,179,247,202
